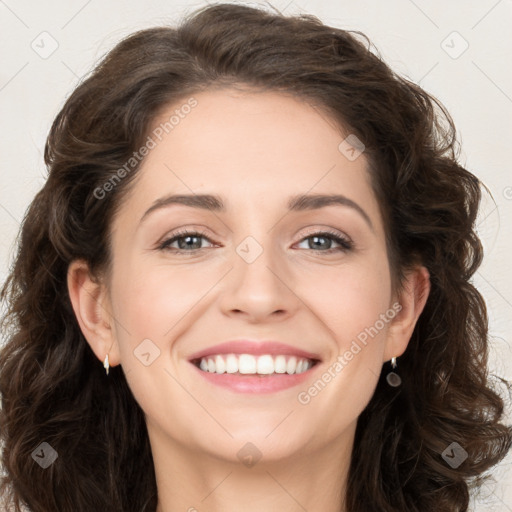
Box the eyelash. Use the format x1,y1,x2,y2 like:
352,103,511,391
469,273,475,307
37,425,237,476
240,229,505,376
157,228,353,255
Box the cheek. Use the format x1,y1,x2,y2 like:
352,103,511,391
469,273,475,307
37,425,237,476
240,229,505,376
110,255,219,341
308,259,392,346
298,267,392,431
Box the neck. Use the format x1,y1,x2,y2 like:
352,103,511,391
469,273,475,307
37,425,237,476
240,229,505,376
151,423,355,512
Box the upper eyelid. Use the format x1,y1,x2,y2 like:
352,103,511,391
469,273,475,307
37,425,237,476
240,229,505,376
161,226,351,240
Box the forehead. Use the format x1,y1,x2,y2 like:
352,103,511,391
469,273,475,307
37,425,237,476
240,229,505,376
117,88,383,232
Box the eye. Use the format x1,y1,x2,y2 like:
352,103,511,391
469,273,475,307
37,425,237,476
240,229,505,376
158,229,215,253
157,228,353,255
295,230,353,254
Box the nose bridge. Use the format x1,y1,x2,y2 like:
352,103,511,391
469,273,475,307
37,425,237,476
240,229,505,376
230,200,278,272
233,232,280,289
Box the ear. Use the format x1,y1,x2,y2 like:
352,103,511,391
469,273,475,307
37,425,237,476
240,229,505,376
67,259,121,368
383,265,431,363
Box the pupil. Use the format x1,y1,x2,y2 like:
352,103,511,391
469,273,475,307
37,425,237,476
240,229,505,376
311,236,329,250
180,236,200,249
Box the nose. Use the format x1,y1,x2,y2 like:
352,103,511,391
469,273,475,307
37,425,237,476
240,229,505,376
218,235,301,324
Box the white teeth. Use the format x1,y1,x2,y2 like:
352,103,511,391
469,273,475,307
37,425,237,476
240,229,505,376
196,353,314,375
226,354,238,373
274,355,287,373
297,359,308,374
286,356,297,374
238,354,257,374
257,355,275,374
215,355,226,374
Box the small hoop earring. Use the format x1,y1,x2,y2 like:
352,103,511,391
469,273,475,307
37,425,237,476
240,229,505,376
386,356,401,387
103,353,110,376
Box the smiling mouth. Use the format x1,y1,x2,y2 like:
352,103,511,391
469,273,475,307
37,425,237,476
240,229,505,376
191,353,320,376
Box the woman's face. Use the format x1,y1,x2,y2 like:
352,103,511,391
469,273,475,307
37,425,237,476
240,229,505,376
80,88,417,464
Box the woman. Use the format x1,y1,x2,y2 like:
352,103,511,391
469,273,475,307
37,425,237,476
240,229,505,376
1,3,510,511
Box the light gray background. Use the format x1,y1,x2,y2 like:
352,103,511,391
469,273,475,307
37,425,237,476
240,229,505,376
0,1,511,510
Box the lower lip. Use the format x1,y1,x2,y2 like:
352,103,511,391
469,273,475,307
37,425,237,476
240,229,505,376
190,362,319,393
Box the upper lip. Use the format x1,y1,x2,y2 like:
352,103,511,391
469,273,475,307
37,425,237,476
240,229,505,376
188,340,322,362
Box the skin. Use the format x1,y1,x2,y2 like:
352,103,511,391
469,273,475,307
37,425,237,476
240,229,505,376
68,88,430,512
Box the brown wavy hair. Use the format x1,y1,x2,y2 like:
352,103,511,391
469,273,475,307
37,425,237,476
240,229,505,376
1,3,511,511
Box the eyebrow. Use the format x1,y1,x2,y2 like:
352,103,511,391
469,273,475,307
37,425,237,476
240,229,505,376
139,193,374,230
